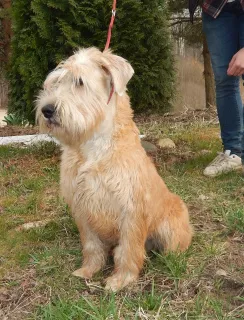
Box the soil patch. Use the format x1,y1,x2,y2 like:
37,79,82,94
0,126,39,137
0,109,217,138
134,108,218,125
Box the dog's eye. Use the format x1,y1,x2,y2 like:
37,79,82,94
77,78,83,86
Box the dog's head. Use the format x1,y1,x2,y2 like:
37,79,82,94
36,47,134,145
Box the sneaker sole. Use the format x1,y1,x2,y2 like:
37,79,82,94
203,164,243,177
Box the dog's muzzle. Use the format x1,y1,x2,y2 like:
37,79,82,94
42,104,55,119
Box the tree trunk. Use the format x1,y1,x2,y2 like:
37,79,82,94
0,0,11,64
202,35,215,109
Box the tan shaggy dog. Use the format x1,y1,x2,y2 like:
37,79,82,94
36,47,193,292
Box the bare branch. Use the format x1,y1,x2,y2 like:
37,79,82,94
170,17,201,27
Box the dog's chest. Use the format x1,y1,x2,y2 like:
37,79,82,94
60,151,81,208
60,150,124,218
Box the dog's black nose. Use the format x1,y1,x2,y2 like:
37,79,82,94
42,104,55,119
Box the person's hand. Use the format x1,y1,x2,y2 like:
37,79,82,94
227,48,244,76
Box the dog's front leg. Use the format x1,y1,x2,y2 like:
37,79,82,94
72,217,108,279
105,216,147,291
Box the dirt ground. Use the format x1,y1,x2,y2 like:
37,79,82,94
0,125,39,137
0,108,218,138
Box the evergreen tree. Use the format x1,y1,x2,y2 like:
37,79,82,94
9,0,174,122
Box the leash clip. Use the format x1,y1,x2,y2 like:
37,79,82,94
112,9,116,16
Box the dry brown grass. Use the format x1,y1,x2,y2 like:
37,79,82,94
174,55,206,111
174,52,244,112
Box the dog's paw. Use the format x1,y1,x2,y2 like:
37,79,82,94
105,276,123,292
72,267,93,279
105,272,137,292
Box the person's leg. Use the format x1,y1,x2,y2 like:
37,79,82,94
202,10,242,176
203,10,242,155
238,10,244,164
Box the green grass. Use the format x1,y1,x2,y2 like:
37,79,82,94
226,208,244,234
0,122,244,320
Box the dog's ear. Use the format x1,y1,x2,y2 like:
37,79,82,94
101,50,134,96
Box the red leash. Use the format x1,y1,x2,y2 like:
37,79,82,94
104,0,117,51
105,0,117,104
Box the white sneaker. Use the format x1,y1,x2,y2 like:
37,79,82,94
203,150,242,177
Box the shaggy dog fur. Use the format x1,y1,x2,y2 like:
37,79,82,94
36,47,193,291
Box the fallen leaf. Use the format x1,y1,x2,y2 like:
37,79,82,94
216,269,227,277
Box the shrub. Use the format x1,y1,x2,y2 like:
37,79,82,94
8,0,174,122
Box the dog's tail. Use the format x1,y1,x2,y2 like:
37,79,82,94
147,194,193,253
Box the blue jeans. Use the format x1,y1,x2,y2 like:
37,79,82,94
202,3,244,161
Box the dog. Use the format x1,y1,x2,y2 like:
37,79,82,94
36,47,193,291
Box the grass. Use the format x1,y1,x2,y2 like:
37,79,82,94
0,119,244,319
